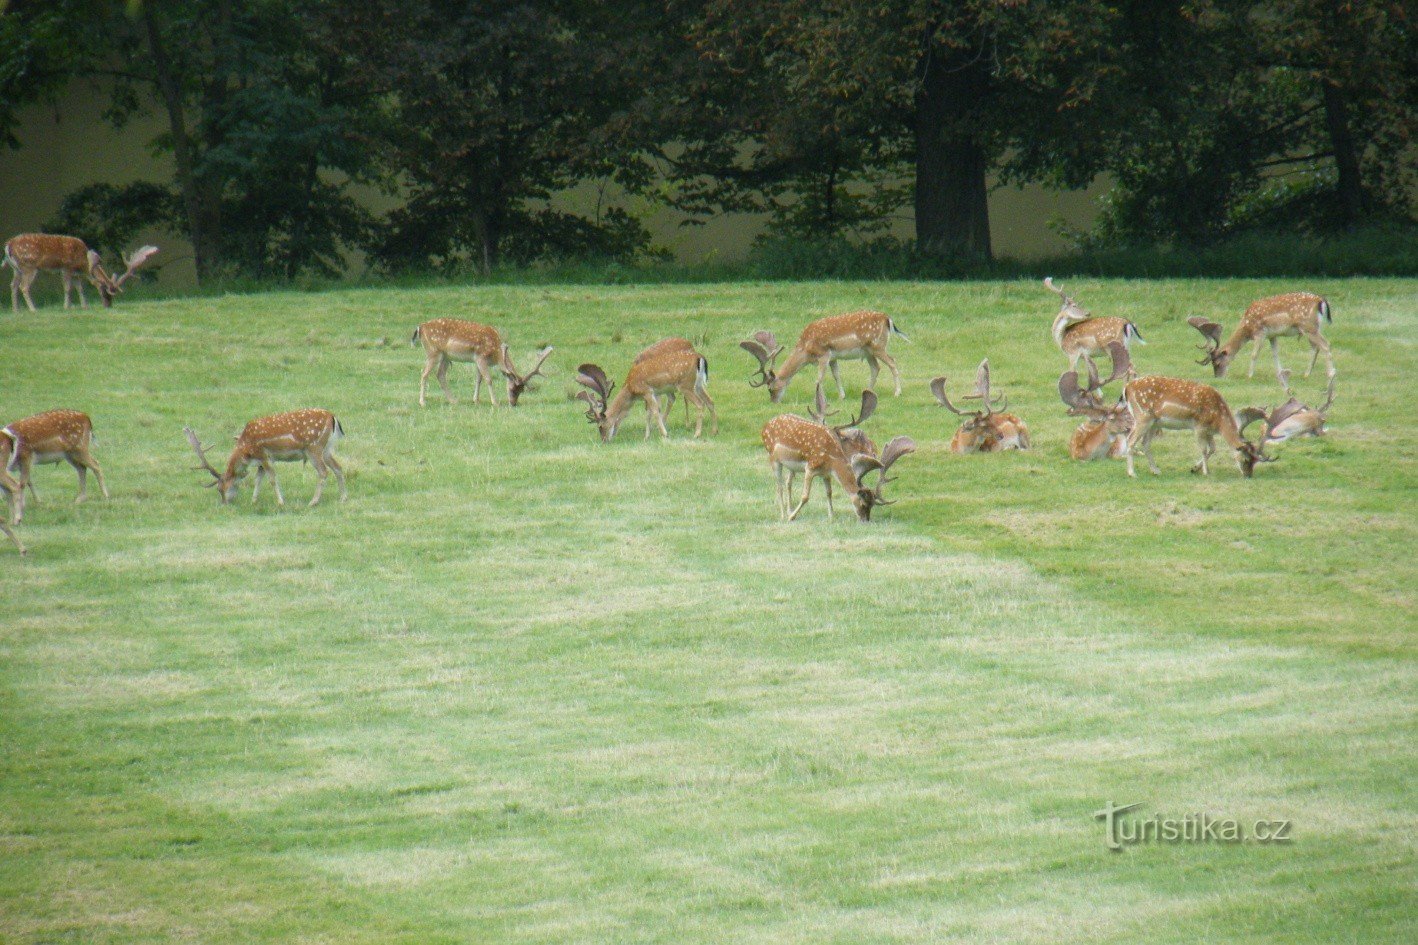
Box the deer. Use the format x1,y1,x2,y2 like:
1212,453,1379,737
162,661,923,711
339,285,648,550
5,234,157,311
185,409,347,507
1187,292,1334,384
1045,277,1145,374
740,310,907,403
930,359,1031,453
0,410,109,523
0,463,24,555
1121,376,1273,478
411,318,553,407
1058,341,1134,461
635,337,699,424
761,411,914,522
575,346,717,442
1237,369,1336,446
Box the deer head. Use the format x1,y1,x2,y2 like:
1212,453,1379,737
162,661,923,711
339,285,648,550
810,387,879,473
1044,276,1091,325
1187,316,1233,376
184,427,238,503
501,344,554,406
1058,341,1133,431
1237,370,1335,446
849,435,915,521
574,363,616,442
740,331,785,400
89,245,159,307
931,358,1005,438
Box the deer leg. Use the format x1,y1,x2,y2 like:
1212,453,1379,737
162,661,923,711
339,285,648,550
69,459,88,503
773,463,787,519
816,360,832,400
1268,337,1285,384
419,352,439,406
325,450,347,501
876,349,902,396
15,456,35,521
435,356,454,404
787,471,814,522
1191,432,1213,475
307,449,328,507
824,477,834,520
61,271,73,309
264,461,285,506
19,269,37,312
1303,328,1332,379
480,358,497,406
75,447,107,499
829,359,845,399
0,519,22,555
1141,429,1162,475
251,466,264,503
646,391,669,439
1247,337,1264,378
76,279,86,309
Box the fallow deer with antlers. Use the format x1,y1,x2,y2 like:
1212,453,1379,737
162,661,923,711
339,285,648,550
1045,277,1145,374
930,360,1031,453
1237,369,1336,446
185,409,347,507
761,408,914,522
5,234,157,311
0,410,108,523
412,318,553,407
1121,376,1272,478
1058,342,1134,461
1188,292,1334,384
741,310,906,403
575,346,717,442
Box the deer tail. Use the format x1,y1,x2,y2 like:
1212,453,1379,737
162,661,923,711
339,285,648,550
887,317,910,342
1318,299,1332,323
410,326,421,346
696,356,709,393
1125,322,1146,345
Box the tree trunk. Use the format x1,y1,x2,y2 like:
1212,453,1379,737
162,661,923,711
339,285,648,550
913,39,992,260
140,5,221,281
1321,80,1365,227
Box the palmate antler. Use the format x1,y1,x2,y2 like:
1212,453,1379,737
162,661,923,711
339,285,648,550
1058,341,1132,417
117,245,159,288
739,330,782,388
1187,316,1224,365
855,435,916,504
574,362,614,423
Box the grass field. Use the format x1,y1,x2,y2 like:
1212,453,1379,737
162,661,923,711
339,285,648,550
1,278,1414,943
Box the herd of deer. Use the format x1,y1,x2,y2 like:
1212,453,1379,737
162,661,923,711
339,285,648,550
2,230,1339,553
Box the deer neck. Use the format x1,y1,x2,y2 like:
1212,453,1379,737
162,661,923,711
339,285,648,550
775,347,811,386
1217,410,1248,450
1221,323,1254,358
824,451,863,495
604,387,636,434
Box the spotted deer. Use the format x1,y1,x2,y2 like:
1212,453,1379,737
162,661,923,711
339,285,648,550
412,318,553,407
761,412,914,522
741,310,907,403
1188,292,1334,384
930,360,1031,453
635,337,698,424
1121,376,1272,478
1045,277,1144,374
0,410,108,523
1058,342,1134,461
574,348,717,442
1238,370,1336,446
185,409,347,507
4,234,157,311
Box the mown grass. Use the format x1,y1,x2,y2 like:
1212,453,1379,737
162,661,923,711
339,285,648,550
1,278,1414,943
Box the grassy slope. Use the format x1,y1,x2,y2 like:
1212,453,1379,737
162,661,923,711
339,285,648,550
1,279,1414,944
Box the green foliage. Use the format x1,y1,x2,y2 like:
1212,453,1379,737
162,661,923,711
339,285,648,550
46,181,181,259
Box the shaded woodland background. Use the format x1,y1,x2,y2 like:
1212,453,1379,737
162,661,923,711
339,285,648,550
1,0,1413,282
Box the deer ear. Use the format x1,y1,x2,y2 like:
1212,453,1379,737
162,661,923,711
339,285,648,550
86,250,103,273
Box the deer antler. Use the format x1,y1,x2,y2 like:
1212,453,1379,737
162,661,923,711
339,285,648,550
1043,276,1066,297
116,245,159,287
1093,341,1132,389
930,376,974,416
1187,316,1223,363
1317,370,1336,415
574,363,613,422
840,390,876,429
809,384,834,423
864,435,916,503
1058,371,1102,416
183,427,222,486
965,359,1002,415
740,331,781,387
508,344,554,383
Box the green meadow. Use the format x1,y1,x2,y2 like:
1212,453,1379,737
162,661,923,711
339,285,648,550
1,278,1414,943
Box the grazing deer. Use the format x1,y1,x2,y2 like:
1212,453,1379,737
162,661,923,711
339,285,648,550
1045,277,1145,374
1188,292,1334,383
930,360,1031,453
0,410,108,523
412,318,553,407
741,310,907,403
761,411,914,522
1058,341,1134,461
574,348,717,442
185,409,346,507
1121,376,1272,478
1238,370,1336,446
0,463,24,555
5,234,157,311
635,337,699,424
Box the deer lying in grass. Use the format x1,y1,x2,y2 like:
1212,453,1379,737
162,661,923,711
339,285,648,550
1058,342,1133,461
1188,292,1334,384
1121,376,1272,478
0,410,108,523
186,409,346,506
1045,277,1144,374
761,406,914,522
575,346,717,441
1238,369,1336,446
930,360,1030,453
5,234,157,310
741,310,906,403
412,318,553,406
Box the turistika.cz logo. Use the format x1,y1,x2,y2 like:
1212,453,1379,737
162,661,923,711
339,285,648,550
1094,801,1293,851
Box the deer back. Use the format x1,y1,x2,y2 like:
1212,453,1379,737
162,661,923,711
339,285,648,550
2,409,93,457
417,318,502,357
626,349,704,392
5,234,91,272
236,409,337,455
